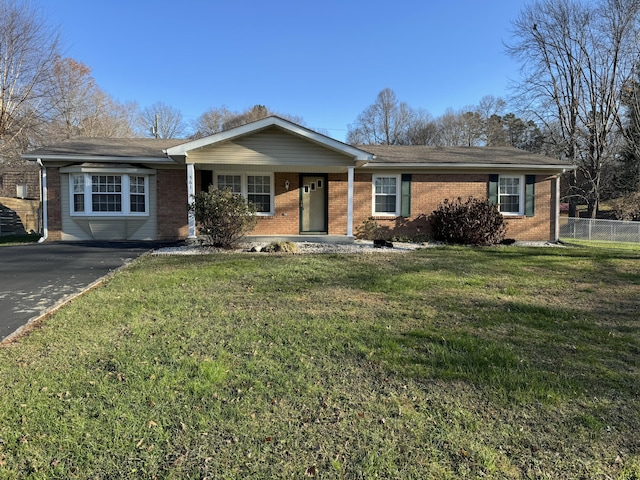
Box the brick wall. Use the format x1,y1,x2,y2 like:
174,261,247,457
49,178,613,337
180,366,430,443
157,169,189,240
501,175,555,241
252,173,301,235
328,173,348,234
78,169,557,242
327,172,556,242
0,165,39,199
45,168,62,241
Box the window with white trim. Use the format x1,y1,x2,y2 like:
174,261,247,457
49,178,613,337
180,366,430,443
372,175,400,215
217,174,242,194
215,173,273,215
70,173,149,216
498,175,524,215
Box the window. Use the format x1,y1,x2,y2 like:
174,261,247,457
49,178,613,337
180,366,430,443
498,175,524,215
215,173,273,215
129,176,146,213
373,175,400,215
217,174,242,194
247,175,271,213
91,175,122,212
73,174,85,213
70,173,149,216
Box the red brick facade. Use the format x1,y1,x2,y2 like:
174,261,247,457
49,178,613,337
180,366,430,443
45,167,62,241
42,167,559,242
156,169,189,240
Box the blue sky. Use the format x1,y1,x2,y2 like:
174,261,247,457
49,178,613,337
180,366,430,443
36,0,529,140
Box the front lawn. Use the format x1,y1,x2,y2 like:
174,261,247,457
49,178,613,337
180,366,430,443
0,246,638,478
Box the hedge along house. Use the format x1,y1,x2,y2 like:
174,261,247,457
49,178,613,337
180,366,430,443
22,116,573,243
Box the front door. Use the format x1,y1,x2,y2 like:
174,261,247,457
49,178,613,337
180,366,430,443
300,174,328,233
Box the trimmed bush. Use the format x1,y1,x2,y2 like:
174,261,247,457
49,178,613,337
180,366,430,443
189,186,257,248
429,197,506,246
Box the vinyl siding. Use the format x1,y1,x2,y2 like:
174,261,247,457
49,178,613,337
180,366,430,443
60,172,157,241
188,127,355,167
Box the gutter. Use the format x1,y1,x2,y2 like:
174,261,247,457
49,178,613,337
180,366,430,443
36,159,48,243
360,162,576,172
21,154,176,164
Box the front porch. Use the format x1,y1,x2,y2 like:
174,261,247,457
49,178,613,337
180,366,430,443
164,118,371,241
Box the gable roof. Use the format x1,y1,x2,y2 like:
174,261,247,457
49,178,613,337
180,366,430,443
165,116,372,161
21,119,573,174
361,145,574,172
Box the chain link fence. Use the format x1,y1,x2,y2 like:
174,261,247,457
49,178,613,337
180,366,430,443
559,216,640,243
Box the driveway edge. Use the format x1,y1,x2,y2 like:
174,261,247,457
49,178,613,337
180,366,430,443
0,251,151,347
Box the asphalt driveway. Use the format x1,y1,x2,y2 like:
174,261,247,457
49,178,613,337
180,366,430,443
0,241,159,342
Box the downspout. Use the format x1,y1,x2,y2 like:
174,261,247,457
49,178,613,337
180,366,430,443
37,158,48,243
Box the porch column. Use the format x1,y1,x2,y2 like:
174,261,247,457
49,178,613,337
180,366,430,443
554,175,560,242
187,163,196,238
347,166,354,237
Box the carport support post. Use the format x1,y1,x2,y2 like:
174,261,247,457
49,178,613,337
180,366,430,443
347,166,354,237
187,163,196,239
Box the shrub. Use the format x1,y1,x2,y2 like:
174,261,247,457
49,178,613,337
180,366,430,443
429,197,506,246
355,218,383,240
188,186,257,248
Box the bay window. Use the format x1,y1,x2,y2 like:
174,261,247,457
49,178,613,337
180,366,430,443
70,173,149,216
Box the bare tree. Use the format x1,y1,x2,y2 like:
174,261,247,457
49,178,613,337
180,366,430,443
619,68,640,192
42,56,135,141
191,105,236,138
347,88,414,145
507,0,640,217
191,104,305,139
405,109,438,145
434,108,468,146
138,101,186,139
0,0,59,162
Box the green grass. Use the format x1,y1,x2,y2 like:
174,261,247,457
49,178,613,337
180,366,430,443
0,245,639,478
561,238,640,251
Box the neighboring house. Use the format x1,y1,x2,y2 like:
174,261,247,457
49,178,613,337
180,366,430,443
22,116,574,243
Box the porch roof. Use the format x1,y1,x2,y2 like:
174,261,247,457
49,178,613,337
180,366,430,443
165,116,372,162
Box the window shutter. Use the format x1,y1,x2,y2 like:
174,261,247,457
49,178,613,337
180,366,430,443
401,174,411,217
525,175,535,217
488,174,498,204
